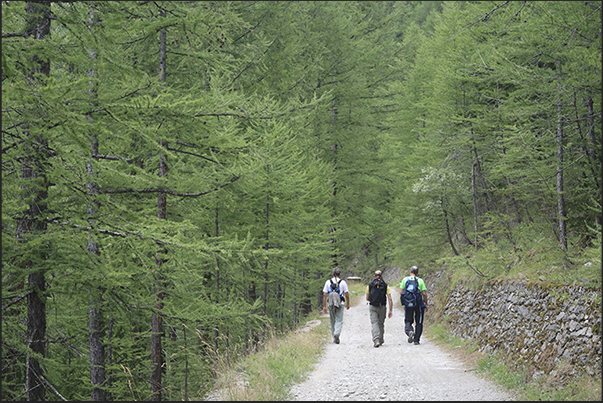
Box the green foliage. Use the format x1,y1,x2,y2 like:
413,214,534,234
2,1,600,399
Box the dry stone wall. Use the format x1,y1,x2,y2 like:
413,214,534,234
439,278,601,380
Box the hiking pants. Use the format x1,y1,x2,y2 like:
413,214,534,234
329,305,344,338
369,304,387,343
404,306,425,342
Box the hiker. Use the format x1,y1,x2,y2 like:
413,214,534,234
399,265,428,345
365,270,393,347
322,267,350,344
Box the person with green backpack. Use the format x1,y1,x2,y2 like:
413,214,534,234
399,266,428,345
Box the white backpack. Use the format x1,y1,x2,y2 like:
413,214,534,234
327,279,343,309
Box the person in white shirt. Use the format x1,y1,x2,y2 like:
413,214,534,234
322,267,350,344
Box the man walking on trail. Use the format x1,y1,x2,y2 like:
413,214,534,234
399,266,428,345
366,270,393,347
322,267,350,344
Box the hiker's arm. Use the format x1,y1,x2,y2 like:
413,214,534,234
422,290,428,310
345,292,350,309
323,292,327,313
387,293,393,318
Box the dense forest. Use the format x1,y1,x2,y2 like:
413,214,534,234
2,1,600,400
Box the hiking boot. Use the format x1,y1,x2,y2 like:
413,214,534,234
379,339,384,346
413,341,420,345
373,339,380,348
334,335,340,344
407,331,414,343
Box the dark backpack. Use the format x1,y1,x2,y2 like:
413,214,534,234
400,276,422,308
368,277,388,306
327,279,345,309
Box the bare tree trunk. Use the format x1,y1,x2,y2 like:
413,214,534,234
151,139,168,401
556,62,567,251
87,155,107,401
585,96,601,194
581,95,602,229
458,214,473,246
23,3,51,400
88,304,106,401
471,162,479,249
293,258,299,326
183,325,189,401
213,206,220,379
329,75,340,267
263,172,270,336
585,96,602,229
85,9,108,400
26,269,47,402
151,14,168,399
443,209,460,256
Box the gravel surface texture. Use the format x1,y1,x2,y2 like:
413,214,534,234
288,277,515,401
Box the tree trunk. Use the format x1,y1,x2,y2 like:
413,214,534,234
263,179,270,335
183,325,189,401
213,206,220,378
88,304,106,401
85,8,108,400
443,209,460,256
23,2,51,400
151,141,168,401
151,15,168,398
556,62,567,251
458,214,474,246
585,96,601,194
586,96,602,229
471,162,479,249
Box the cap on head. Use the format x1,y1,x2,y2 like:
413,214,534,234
333,267,341,276
410,266,419,275
374,270,382,277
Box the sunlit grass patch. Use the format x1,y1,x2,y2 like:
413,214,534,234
210,314,330,401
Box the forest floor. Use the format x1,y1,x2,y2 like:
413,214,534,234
288,267,517,401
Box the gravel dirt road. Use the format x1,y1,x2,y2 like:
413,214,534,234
288,280,516,401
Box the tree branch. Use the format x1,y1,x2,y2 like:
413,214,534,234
444,1,510,43
40,376,68,401
167,147,220,164
2,290,33,311
98,175,240,196
92,153,133,163
194,112,247,119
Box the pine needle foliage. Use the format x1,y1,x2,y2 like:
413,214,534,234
2,1,600,400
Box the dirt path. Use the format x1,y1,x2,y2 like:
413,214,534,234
288,287,515,401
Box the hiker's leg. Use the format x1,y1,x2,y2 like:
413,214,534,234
414,307,425,342
369,305,380,342
329,307,336,335
404,306,414,335
377,305,386,342
332,306,344,337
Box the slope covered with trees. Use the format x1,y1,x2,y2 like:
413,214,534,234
2,1,600,400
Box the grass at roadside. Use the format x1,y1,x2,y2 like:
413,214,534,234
426,323,602,401
209,315,330,401
208,282,367,401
